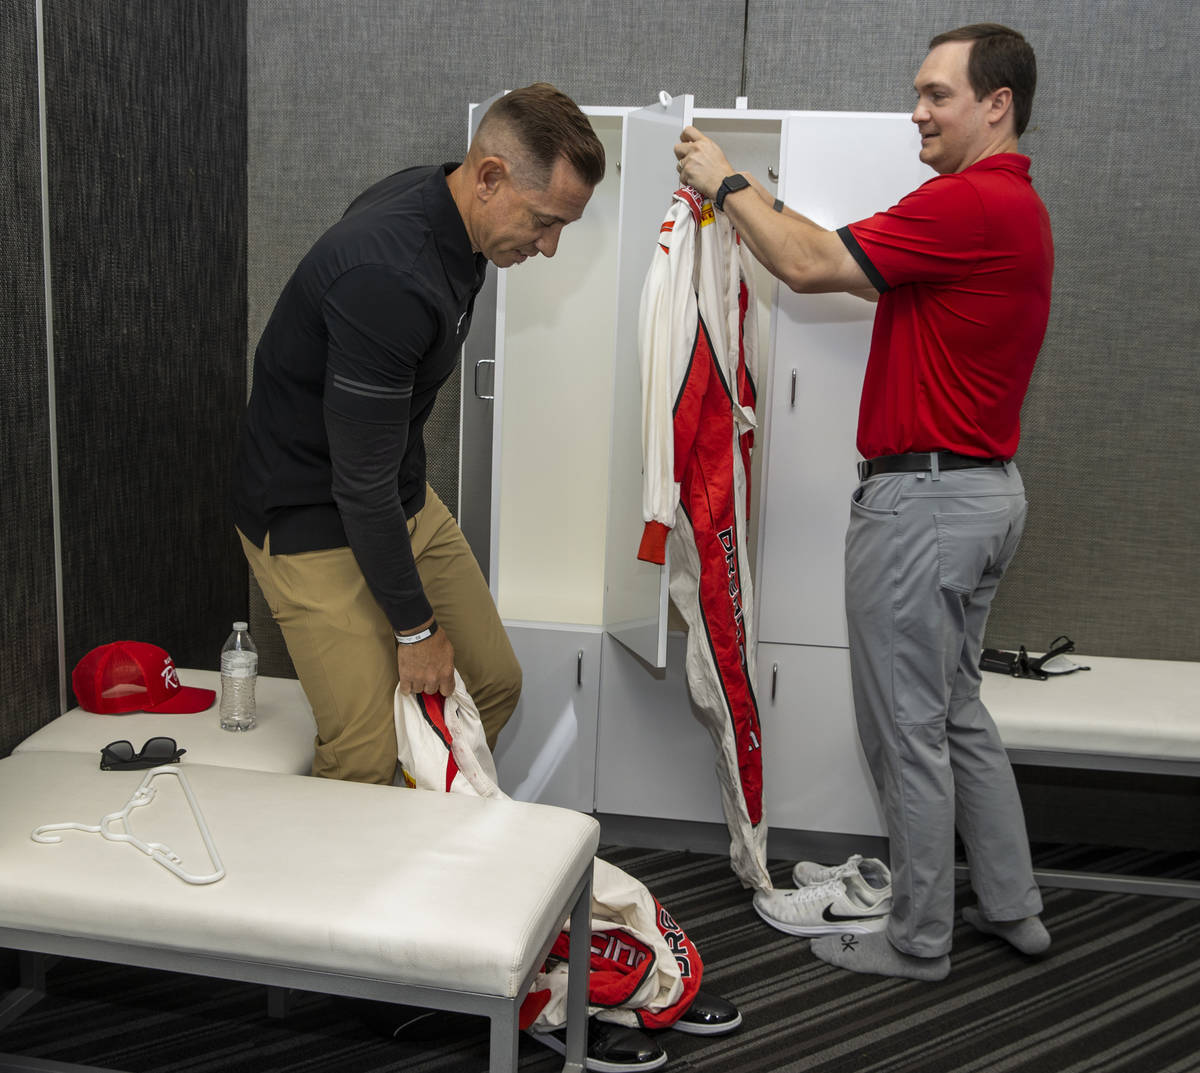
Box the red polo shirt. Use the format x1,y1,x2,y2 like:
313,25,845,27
839,153,1053,460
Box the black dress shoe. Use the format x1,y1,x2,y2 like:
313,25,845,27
530,1017,668,1071
670,989,743,1035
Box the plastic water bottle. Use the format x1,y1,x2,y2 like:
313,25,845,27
219,621,258,731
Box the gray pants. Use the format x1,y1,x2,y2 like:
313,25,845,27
845,462,1042,957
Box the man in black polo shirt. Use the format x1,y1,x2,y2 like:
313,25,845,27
233,84,604,785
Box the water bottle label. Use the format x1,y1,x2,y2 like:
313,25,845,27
221,651,258,678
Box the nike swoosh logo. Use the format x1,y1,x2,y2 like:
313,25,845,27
822,905,889,923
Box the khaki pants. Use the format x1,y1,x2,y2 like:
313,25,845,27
239,486,521,784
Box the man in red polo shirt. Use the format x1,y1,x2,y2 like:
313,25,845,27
675,23,1053,980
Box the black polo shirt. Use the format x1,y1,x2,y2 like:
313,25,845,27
233,163,486,630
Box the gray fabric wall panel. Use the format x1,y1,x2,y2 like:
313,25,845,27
746,0,1200,660
248,0,747,484
0,3,60,759
45,1,248,687
246,0,747,673
247,1,1198,669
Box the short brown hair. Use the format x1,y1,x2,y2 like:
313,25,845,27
930,24,1037,136
476,83,606,189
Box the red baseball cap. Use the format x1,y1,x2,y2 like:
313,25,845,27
72,641,216,715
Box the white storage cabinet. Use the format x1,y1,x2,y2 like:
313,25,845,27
466,96,928,841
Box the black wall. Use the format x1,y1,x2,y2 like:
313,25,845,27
1,3,58,757
0,1,247,757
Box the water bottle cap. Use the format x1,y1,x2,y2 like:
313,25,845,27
233,621,248,631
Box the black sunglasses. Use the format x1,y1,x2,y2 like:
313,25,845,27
981,635,1078,680
1015,635,1076,681
99,736,187,771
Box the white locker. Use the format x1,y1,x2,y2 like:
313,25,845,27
758,642,886,836
492,624,601,812
592,107,782,825
593,631,726,824
755,114,933,647
464,97,927,838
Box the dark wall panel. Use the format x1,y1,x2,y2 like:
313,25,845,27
745,0,1200,660
0,3,60,758
46,0,248,687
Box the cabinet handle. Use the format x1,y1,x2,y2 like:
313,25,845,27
771,662,778,700
577,650,584,687
790,369,797,407
474,358,495,400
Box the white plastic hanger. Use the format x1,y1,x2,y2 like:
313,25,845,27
31,765,225,885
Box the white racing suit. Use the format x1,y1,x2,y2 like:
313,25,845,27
637,186,770,891
395,676,703,1031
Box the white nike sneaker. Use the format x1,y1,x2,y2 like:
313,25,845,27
753,878,890,937
792,853,891,900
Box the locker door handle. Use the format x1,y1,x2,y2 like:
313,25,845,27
771,662,778,701
790,369,797,408
577,650,584,686
474,358,495,401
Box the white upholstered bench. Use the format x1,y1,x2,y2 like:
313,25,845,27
0,751,599,1072
13,668,318,775
981,654,1200,899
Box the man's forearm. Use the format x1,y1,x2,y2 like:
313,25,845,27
721,176,836,290
720,177,871,294
325,406,433,631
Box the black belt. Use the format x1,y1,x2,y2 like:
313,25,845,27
857,451,1008,481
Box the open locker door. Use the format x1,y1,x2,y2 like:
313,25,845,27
602,92,693,668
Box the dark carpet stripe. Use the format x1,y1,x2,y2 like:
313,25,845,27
4,845,1200,1072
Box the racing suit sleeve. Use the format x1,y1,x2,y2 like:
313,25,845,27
637,189,709,565
322,264,436,631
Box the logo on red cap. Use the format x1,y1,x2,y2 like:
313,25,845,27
72,641,216,715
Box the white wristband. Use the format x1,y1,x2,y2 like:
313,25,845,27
395,620,438,645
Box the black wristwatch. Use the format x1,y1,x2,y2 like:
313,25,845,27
714,173,750,212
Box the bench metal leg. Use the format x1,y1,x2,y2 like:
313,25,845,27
266,985,292,1018
2,953,127,1071
0,987,45,1034
562,865,594,1073
19,952,48,992
0,953,51,1033
489,1004,521,1073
